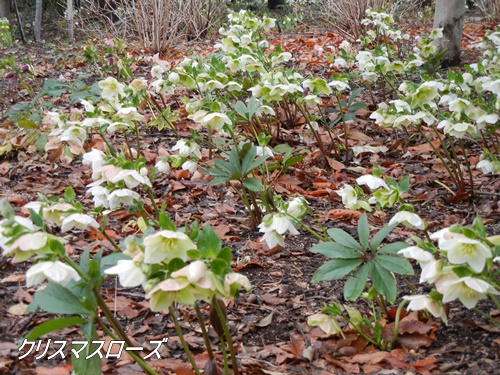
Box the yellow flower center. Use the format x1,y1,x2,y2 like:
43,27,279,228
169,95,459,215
461,285,478,298
461,243,477,257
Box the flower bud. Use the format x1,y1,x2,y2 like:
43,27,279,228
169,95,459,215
21,64,29,72
4,72,14,79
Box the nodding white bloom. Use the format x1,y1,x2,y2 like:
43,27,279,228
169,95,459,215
116,107,144,121
151,65,165,79
40,203,75,226
429,227,464,247
437,120,476,138
302,78,332,95
3,232,53,263
259,213,299,236
151,79,175,95
80,99,95,112
105,259,146,287
476,158,500,175
200,80,224,91
172,140,202,159
171,260,207,284
339,40,351,53
108,189,140,210
308,313,342,335
334,57,348,68
112,169,152,189
80,117,111,128
182,160,198,174
224,81,243,92
143,230,195,264
440,237,492,273
155,158,170,173
88,186,110,208
83,149,107,174
420,259,445,284
146,278,199,311
199,112,232,132
260,230,285,249
356,175,388,190
410,81,444,109
256,146,274,158
129,78,148,92
403,295,447,324
26,261,81,287
328,80,350,92
482,79,500,96
46,111,67,128
389,211,425,230
61,213,99,232
391,99,411,113
107,122,131,133
335,184,371,211
287,196,308,219
398,246,435,266
442,277,499,309
476,113,499,129
93,165,123,182
224,273,251,295
301,95,322,107
60,126,87,146
99,77,125,99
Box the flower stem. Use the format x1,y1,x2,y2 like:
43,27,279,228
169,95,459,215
168,306,201,375
389,300,408,350
195,304,214,361
214,300,239,375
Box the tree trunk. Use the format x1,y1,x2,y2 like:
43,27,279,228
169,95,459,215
433,0,466,67
34,0,42,41
67,0,73,41
0,0,10,19
268,0,285,10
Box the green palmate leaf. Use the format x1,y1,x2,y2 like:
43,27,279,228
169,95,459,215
378,241,409,254
344,263,369,301
49,238,66,256
234,101,248,119
312,259,363,283
0,199,15,219
28,208,44,227
243,177,262,191
374,255,414,275
197,225,221,259
35,133,48,152
26,317,87,341
168,258,187,273
210,176,230,186
210,258,228,275
310,242,360,259
326,228,361,250
186,249,203,260
217,247,233,265
368,262,397,303
357,213,369,250
43,79,69,97
370,223,397,252
33,282,92,315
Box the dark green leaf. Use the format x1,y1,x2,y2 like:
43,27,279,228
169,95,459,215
217,247,232,264
168,258,187,273
27,317,87,341
326,228,361,250
374,255,414,275
310,242,360,259
357,213,369,250
243,177,262,191
368,262,397,303
0,199,15,219
197,225,221,259
312,259,363,283
33,282,92,315
378,241,409,254
370,223,397,252
344,263,369,301
186,249,203,260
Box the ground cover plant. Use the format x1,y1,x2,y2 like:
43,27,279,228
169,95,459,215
0,2,499,374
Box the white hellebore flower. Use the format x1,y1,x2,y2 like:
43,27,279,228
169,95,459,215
256,146,274,158
287,196,308,219
200,112,232,132
308,313,342,335
356,175,388,190
108,189,140,210
151,65,165,79
389,211,425,230
143,230,195,264
112,169,152,189
328,80,350,92
155,158,170,173
403,295,447,324
224,272,251,295
442,277,499,309
440,237,492,273
26,261,81,287
99,77,125,99
260,230,285,249
61,213,100,232
171,260,207,284
172,140,201,159
398,246,435,266
105,259,146,287
182,160,198,174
